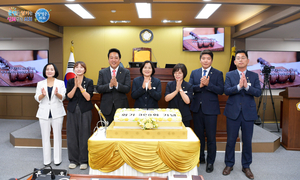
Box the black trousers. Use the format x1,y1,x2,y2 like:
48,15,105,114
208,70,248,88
103,105,116,125
67,105,92,165
193,107,217,164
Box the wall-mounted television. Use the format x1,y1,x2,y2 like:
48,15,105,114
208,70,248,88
247,50,300,89
183,27,224,52
0,50,48,87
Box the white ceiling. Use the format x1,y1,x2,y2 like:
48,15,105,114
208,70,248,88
0,18,300,39
251,19,300,39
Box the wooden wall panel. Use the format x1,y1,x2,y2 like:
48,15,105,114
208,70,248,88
255,95,282,122
0,92,283,123
7,95,22,116
22,95,38,118
0,95,7,116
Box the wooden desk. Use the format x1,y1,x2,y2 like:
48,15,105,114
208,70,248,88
88,127,199,176
69,174,167,180
69,174,204,180
279,87,300,150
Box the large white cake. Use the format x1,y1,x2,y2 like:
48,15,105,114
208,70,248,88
106,108,187,139
113,108,183,129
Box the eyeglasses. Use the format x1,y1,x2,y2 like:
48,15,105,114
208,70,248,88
235,56,247,61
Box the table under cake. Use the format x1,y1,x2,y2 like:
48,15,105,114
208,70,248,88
88,126,200,176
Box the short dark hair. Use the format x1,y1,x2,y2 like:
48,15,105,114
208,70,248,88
140,60,155,76
235,50,248,59
200,49,213,60
43,63,59,78
108,48,121,59
74,61,87,74
172,63,187,78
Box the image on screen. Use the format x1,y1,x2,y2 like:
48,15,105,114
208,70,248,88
0,50,48,87
247,51,300,89
183,27,224,52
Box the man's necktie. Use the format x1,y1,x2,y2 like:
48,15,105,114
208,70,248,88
113,69,116,77
203,70,207,76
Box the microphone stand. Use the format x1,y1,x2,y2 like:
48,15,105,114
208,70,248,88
10,164,55,180
94,104,109,136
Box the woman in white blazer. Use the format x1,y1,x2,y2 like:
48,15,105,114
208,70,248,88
34,63,66,166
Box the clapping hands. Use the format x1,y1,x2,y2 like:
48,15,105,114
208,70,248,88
200,76,210,88
176,79,182,92
239,72,248,88
110,75,118,88
41,87,46,96
142,77,151,90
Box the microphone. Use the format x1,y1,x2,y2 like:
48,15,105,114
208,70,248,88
94,104,108,127
9,164,55,180
151,50,160,68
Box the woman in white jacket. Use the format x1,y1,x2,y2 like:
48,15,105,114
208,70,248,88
34,63,66,166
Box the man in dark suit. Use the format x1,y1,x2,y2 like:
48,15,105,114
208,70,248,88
96,48,131,124
222,50,261,179
189,50,224,173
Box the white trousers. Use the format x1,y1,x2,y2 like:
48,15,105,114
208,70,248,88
39,117,63,165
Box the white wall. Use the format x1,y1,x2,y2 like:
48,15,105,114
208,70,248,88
0,37,49,93
246,38,300,52
246,37,300,95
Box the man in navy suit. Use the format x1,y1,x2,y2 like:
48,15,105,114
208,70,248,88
96,48,131,124
222,50,261,179
189,50,224,173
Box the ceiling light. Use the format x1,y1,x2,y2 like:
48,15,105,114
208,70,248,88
162,20,182,23
66,0,75,2
110,20,131,23
111,10,116,13
135,3,151,18
195,4,221,19
65,4,95,19
203,0,211,1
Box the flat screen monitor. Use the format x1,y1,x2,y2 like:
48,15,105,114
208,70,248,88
247,50,300,89
165,64,176,68
0,50,49,87
183,27,224,52
129,62,157,68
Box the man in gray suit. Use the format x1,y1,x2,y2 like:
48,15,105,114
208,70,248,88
96,48,131,124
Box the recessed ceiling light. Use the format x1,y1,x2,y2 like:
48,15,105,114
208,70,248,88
110,20,131,23
195,4,221,19
162,20,182,23
135,3,151,18
65,4,95,19
66,0,75,2
111,10,116,13
203,0,211,1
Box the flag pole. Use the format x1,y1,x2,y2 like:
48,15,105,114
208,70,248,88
64,41,76,87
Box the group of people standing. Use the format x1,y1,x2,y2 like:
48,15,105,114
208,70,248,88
34,48,261,179
34,61,94,170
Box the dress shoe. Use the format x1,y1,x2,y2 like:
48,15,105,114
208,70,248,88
242,168,254,179
54,162,62,166
222,166,233,175
200,159,205,164
206,163,214,173
44,163,51,166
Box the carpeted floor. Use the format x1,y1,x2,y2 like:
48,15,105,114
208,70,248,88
1,119,299,180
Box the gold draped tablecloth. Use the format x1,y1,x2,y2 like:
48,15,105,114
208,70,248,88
88,127,200,174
